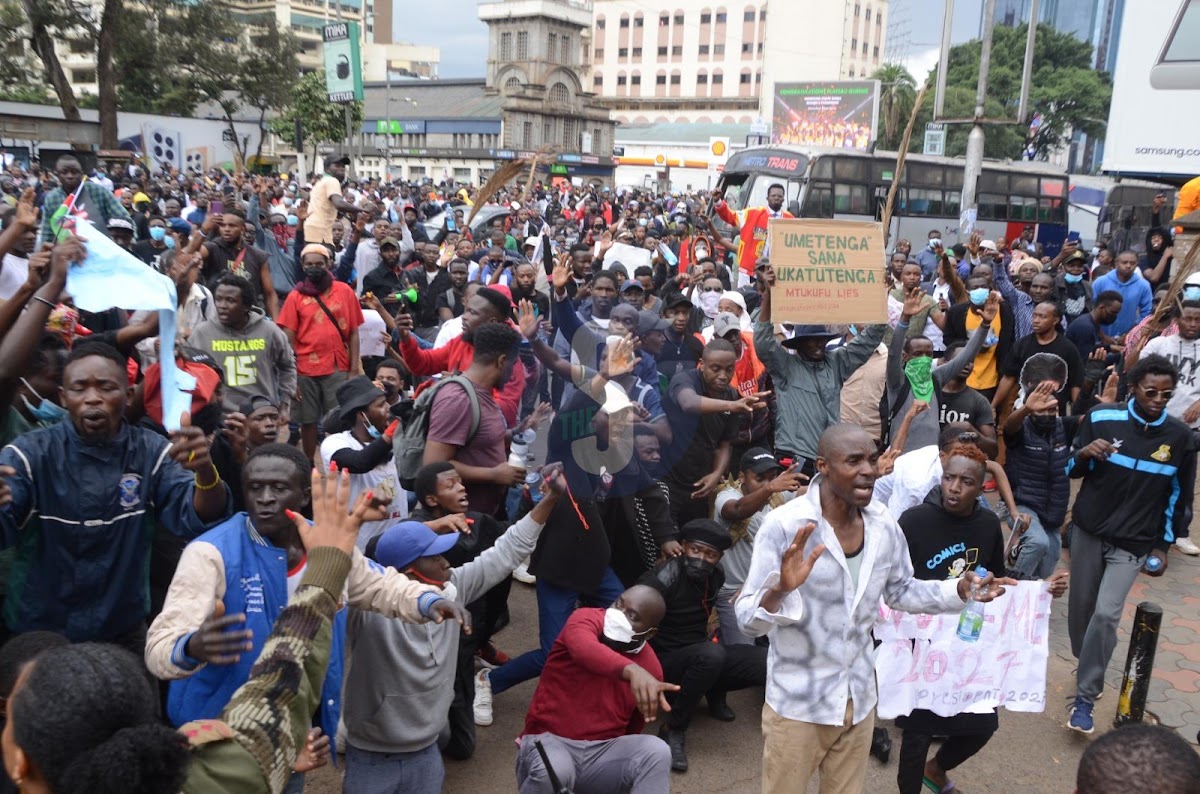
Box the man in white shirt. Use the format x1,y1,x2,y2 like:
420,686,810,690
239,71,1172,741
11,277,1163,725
735,423,1012,794
304,154,364,246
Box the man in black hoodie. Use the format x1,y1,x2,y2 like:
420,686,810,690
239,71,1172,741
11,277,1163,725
639,519,767,773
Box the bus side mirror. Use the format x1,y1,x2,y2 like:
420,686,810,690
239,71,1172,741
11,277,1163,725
788,200,800,217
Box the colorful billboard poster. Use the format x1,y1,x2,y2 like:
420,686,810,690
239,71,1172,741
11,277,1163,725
770,81,880,150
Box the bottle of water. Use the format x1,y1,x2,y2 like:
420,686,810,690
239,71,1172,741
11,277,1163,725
956,566,988,643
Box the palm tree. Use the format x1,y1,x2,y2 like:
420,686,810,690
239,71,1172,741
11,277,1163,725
871,63,917,150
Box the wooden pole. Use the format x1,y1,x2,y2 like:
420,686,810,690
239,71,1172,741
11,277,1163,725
880,81,929,247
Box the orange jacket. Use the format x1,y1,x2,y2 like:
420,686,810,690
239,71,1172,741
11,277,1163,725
714,202,794,276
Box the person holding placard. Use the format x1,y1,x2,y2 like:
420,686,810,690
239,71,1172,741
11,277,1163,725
896,443,1067,794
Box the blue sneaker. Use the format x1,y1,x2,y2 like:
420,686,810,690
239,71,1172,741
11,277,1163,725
1068,696,1094,734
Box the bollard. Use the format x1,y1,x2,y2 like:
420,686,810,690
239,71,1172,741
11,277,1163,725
1113,602,1163,727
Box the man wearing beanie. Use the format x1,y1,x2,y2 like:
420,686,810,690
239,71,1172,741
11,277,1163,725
638,518,768,772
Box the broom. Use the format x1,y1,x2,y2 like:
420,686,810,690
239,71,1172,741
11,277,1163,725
467,158,531,228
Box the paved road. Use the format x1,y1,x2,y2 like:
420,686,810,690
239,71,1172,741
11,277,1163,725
306,547,1199,793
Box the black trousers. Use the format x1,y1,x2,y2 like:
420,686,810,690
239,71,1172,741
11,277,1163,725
896,730,993,794
657,641,767,731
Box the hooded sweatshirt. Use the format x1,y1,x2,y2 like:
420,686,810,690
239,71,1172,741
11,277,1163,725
341,510,546,754
187,308,298,412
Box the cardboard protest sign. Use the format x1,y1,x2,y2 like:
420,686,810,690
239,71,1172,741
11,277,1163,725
766,218,887,324
874,581,1052,719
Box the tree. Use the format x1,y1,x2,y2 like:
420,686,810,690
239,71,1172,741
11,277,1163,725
20,0,87,121
918,23,1112,161
0,0,49,102
871,63,918,151
269,71,364,177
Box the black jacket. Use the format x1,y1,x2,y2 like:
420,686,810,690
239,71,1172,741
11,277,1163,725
1068,400,1196,555
638,556,724,654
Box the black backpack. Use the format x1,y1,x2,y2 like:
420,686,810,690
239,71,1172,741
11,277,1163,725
393,375,481,489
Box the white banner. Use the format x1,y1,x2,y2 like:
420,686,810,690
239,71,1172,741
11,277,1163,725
874,581,1052,719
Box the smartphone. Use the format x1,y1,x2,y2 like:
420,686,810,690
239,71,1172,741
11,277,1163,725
1151,0,1200,89
1066,230,1081,244
210,200,224,215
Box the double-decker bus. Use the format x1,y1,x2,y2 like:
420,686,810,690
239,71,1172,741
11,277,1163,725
715,146,1071,258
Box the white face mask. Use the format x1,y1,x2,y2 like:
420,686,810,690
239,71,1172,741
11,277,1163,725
602,607,648,654
695,246,709,260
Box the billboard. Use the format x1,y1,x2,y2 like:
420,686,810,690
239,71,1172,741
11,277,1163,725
1102,0,1200,175
770,81,879,150
323,22,364,103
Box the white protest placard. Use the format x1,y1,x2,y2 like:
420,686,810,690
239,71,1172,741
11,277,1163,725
874,581,1052,719
605,242,652,271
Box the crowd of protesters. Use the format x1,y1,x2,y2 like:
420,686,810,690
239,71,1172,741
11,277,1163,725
0,154,1195,794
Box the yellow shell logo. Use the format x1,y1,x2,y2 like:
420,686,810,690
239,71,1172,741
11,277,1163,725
711,140,727,156
1151,444,1172,462
654,154,666,165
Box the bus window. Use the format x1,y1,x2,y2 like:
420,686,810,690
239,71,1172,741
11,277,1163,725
1010,195,1038,222
833,157,869,182
908,163,945,187
1011,174,1039,196
1038,197,1065,223
979,193,1007,220
803,185,833,217
833,183,869,214
980,171,1008,192
1040,178,1066,197
944,191,961,216
718,174,750,209
945,169,964,189
873,160,896,184
811,158,833,179
901,188,944,216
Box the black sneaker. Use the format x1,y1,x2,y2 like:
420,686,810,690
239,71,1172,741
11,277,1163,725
707,694,736,722
870,726,892,763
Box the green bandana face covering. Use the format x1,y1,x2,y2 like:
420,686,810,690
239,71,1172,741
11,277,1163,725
904,355,935,402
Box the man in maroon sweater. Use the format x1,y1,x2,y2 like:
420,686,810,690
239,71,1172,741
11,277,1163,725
517,584,676,794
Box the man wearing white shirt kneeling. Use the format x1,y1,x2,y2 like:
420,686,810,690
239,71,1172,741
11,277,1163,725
735,423,1014,794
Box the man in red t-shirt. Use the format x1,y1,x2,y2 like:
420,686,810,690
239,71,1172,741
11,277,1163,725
516,584,675,794
277,243,364,459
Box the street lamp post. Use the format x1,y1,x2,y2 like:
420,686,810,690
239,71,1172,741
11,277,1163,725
960,0,997,236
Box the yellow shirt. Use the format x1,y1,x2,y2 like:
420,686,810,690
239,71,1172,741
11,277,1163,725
964,309,1002,391
304,174,341,244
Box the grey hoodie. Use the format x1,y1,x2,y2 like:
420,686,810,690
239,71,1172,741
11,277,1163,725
187,308,298,412
342,511,545,754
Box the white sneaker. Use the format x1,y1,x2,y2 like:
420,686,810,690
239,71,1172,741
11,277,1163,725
1174,537,1200,556
474,668,494,726
512,561,536,584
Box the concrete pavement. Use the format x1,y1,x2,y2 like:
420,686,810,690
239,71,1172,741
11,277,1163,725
307,548,1199,792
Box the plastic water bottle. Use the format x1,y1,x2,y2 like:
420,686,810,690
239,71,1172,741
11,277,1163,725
509,430,533,470
1145,555,1163,574
956,566,988,643
525,471,544,504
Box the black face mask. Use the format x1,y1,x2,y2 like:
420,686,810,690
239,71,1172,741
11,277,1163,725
1030,415,1057,434
684,556,715,583
304,266,330,283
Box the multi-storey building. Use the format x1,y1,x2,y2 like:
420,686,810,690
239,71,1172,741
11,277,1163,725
587,0,888,125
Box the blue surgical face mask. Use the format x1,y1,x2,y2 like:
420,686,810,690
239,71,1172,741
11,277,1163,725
286,214,299,227
164,235,176,249
149,226,166,242
363,412,382,439
848,325,859,336
1184,286,1200,302
20,379,67,424
1064,272,1083,284
969,287,989,306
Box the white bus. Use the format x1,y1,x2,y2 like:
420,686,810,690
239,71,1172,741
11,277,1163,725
715,145,1071,257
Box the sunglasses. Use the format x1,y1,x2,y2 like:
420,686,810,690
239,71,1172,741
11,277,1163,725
1138,386,1175,400
956,431,980,444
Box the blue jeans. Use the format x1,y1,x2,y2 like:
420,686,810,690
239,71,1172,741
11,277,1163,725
490,567,625,695
282,772,305,794
999,503,1061,580
343,743,444,794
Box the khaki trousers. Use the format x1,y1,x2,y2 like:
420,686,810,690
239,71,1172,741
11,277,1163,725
761,701,876,794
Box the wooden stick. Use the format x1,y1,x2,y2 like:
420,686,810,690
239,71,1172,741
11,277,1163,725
880,81,929,247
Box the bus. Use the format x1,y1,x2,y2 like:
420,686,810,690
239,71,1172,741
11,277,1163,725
1068,175,1176,254
715,145,1071,258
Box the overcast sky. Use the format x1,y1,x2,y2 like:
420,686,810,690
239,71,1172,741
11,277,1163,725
400,0,988,79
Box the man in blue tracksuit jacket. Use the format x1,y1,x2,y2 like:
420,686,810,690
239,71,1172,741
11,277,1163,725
1064,353,1195,734
0,341,232,649
145,443,461,790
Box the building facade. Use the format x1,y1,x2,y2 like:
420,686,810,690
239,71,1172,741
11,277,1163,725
588,0,887,125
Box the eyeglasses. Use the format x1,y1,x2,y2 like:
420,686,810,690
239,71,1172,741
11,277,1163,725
1138,386,1175,400
956,431,980,444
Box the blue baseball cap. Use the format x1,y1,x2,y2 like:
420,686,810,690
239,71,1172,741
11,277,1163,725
373,521,460,570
